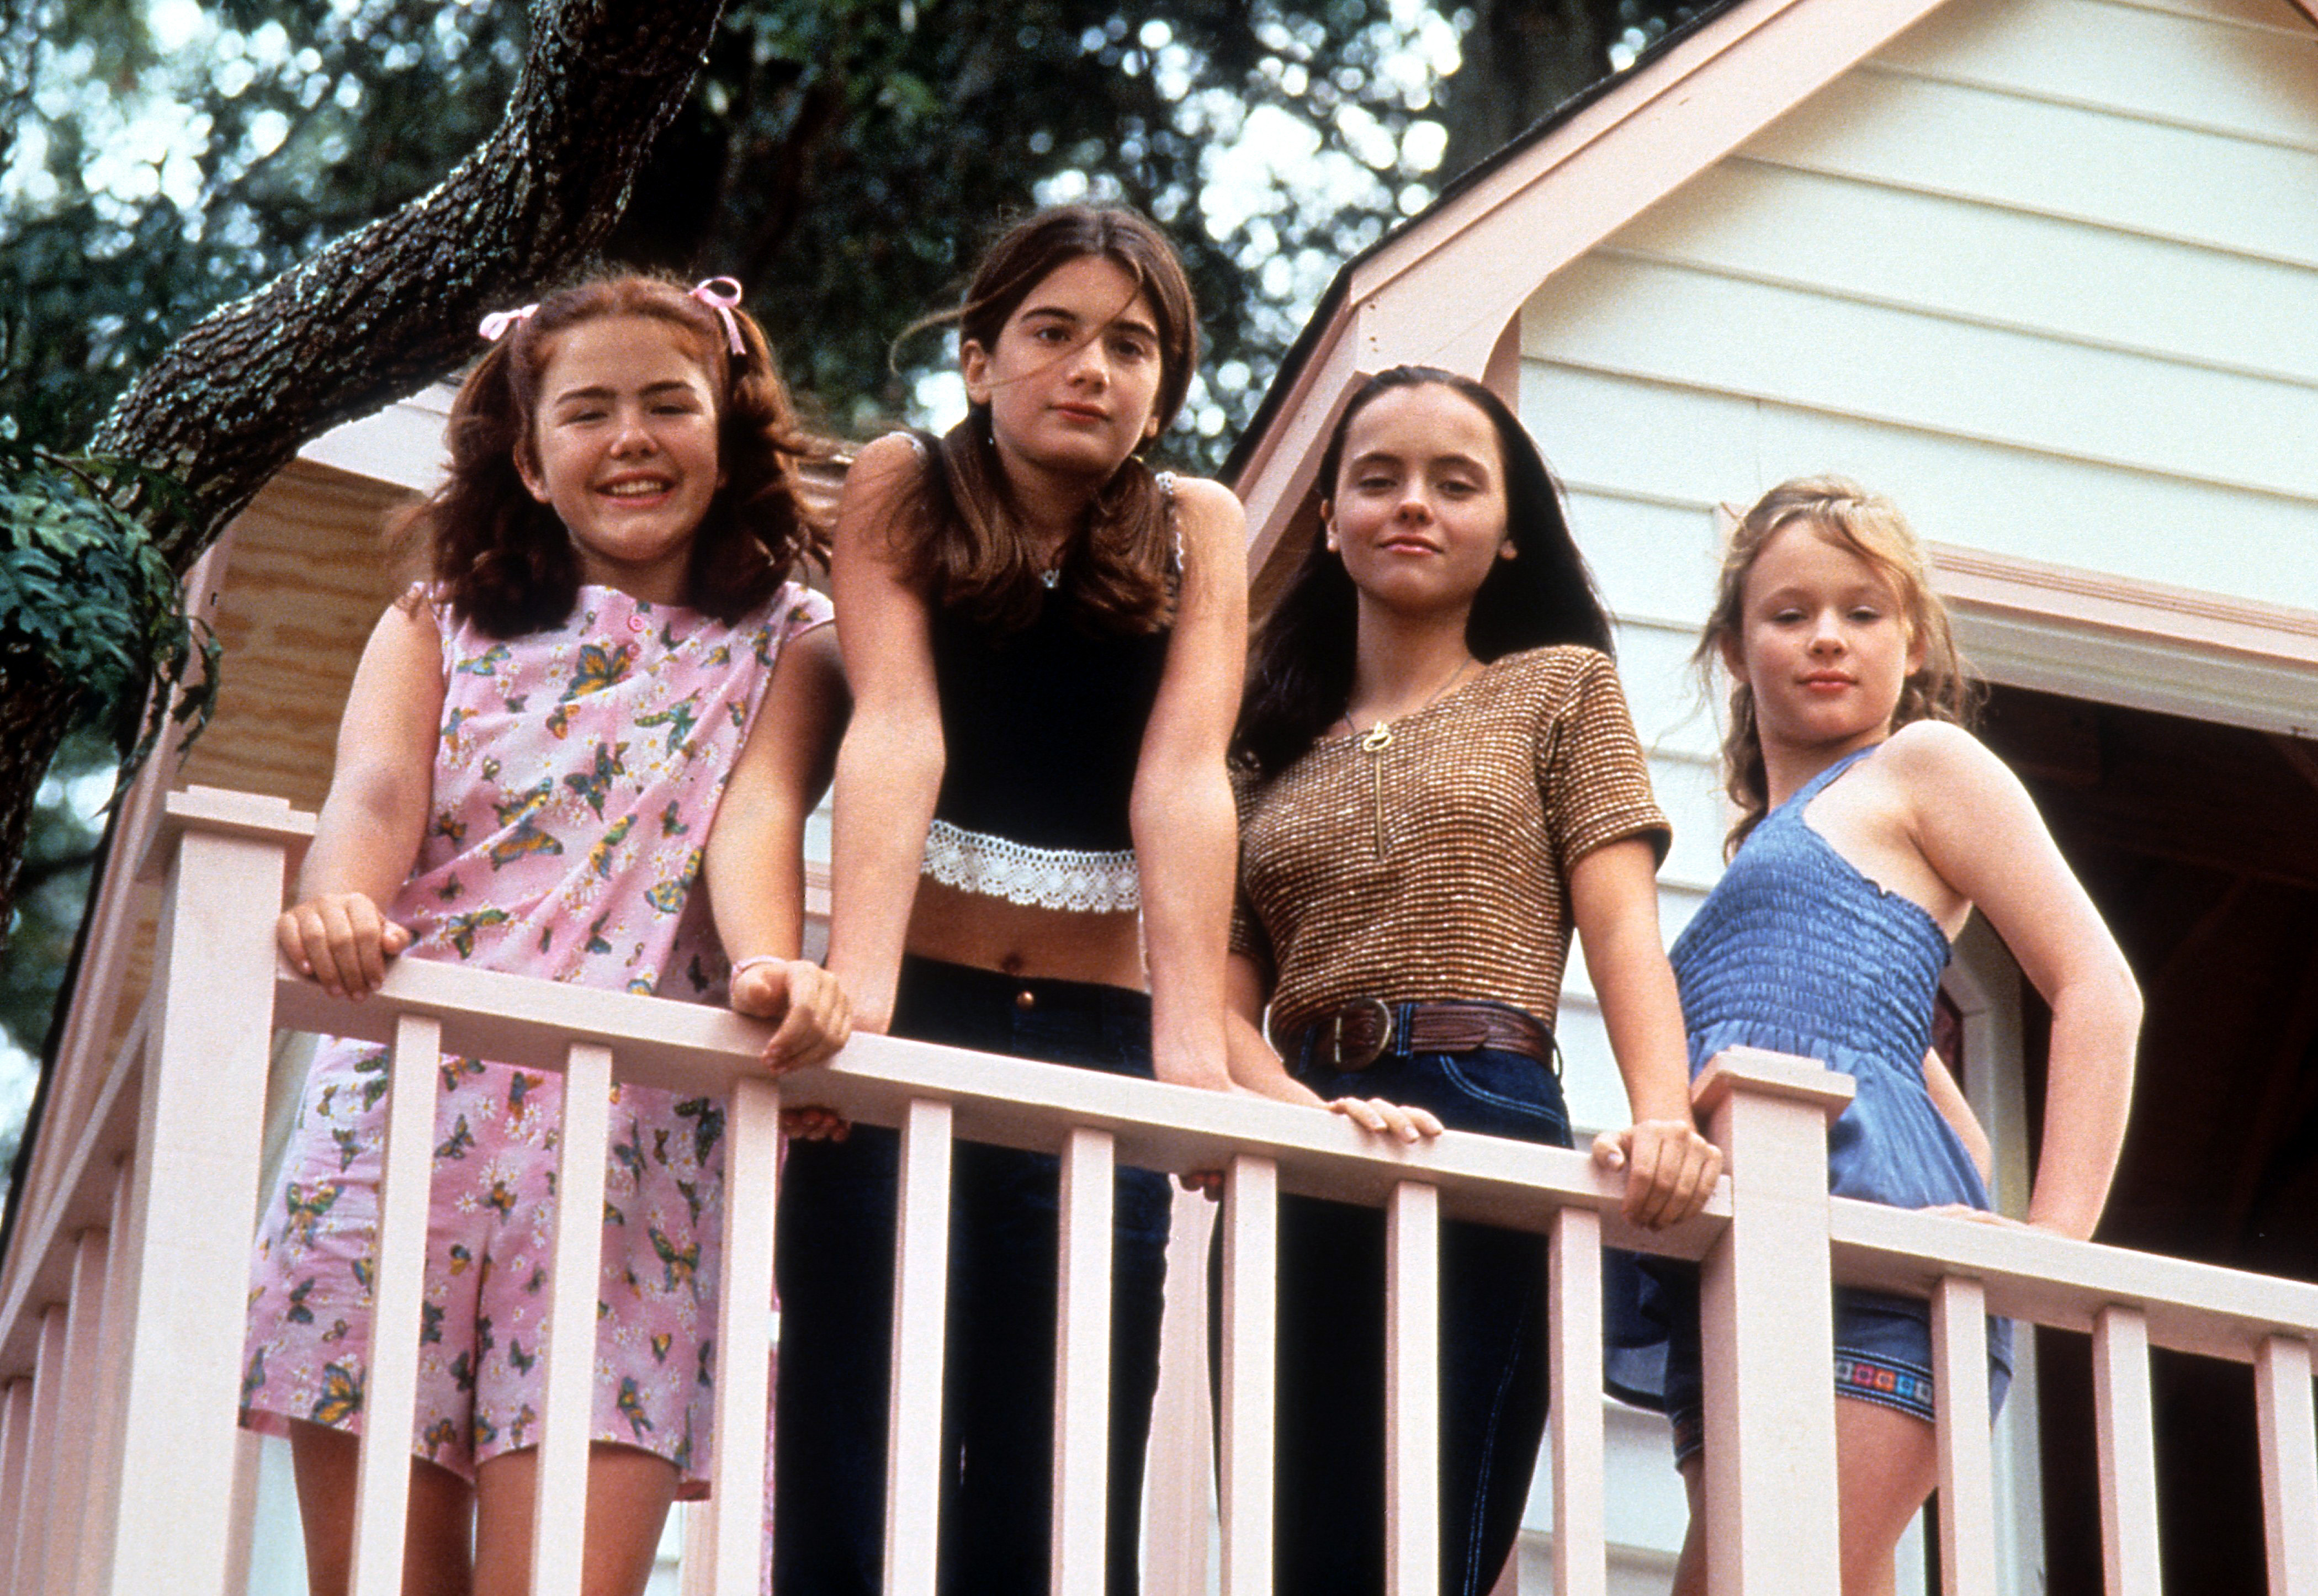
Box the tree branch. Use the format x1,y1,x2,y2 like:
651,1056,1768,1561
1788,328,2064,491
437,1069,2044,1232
91,0,729,571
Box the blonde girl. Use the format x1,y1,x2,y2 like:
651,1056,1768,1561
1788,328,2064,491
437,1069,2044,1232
1656,475,2140,1596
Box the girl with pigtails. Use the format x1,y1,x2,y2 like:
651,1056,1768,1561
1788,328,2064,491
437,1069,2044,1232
243,273,848,1596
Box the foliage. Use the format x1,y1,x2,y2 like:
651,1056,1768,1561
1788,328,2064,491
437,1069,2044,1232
3,0,1674,468
0,424,220,772
3,0,527,449
0,734,107,1065
608,0,1473,453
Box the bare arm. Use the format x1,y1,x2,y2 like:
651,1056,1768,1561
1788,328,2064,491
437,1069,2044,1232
1129,475,1245,1092
823,434,946,1035
277,601,445,998
1223,952,1444,1143
708,619,852,1070
1895,721,2141,1240
1569,836,1722,1227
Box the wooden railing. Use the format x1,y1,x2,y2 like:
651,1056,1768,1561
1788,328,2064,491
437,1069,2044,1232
4,787,2318,1596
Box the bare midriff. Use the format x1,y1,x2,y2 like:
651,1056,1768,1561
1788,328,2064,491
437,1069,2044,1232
903,876,1147,989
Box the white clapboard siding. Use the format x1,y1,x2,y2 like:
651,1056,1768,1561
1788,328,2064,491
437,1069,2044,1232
1744,70,2318,269
1528,253,2318,502
1876,0,2318,149
1603,164,2318,387
1567,490,1727,633
1607,624,1719,763
1524,363,2318,604
1514,0,2318,1583
2117,0,2318,31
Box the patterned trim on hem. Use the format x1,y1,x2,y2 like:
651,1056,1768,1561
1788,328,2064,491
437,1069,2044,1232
921,819,1141,913
1834,1353,1936,1423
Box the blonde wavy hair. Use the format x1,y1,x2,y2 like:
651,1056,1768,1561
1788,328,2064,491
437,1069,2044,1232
1696,475,1978,855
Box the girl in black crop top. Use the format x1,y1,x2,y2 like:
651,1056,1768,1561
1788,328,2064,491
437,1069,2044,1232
769,205,1245,1596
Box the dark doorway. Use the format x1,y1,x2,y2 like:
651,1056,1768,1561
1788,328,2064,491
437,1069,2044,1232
1975,685,2318,1596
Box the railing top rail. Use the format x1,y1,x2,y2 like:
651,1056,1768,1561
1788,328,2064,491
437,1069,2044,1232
1831,1201,2318,1365
156,787,2318,1377
277,958,1725,1258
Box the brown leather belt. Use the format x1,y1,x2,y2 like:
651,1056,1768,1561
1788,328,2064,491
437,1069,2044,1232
1298,998,1555,1073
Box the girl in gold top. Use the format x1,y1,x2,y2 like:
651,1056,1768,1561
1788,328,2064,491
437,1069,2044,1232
1226,365,1721,1596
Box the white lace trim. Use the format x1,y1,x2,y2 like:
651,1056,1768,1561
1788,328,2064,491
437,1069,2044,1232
921,819,1141,912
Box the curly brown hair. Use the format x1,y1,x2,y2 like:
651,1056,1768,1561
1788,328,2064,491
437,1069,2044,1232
896,205,1200,637
400,272,831,637
1698,475,1979,855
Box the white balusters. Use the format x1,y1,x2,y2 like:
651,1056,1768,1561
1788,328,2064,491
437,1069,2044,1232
529,1041,616,1596
75,1161,137,1596
1052,1127,1117,1596
43,1223,114,1596
1550,1206,1606,1596
15,1307,67,1593
2092,1305,2161,1596
348,1013,444,1596
1930,1275,1997,1596
703,1075,782,1596
1219,1154,1277,1596
2255,1334,2318,1596
884,1097,954,1596
0,1376,29,1589
1385,1180,1440,1596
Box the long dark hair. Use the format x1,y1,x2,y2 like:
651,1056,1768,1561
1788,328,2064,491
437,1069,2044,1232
404,272,830,638
1234,366,1614,777
898,205,1200,637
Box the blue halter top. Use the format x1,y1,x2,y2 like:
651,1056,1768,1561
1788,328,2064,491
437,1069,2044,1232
1669,745,1993,1213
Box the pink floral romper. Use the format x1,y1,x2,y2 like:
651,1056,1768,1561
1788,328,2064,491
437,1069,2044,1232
242,581,830,1494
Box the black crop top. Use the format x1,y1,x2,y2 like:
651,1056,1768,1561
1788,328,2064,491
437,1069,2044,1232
916,459,1179,914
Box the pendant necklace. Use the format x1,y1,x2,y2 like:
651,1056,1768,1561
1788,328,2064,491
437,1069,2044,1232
1343,656,1473,856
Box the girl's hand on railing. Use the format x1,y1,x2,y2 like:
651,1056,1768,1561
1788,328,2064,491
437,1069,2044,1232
1592,1119,1723,1229
278,892,411,1000
733,958,853,1073
781,1105,851,1142
1328,1096,1446,1144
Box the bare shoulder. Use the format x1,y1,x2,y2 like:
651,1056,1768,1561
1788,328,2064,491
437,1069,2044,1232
1877,718,2014,791
840,432,926,507
1168,474,1247,544
368,592,443,659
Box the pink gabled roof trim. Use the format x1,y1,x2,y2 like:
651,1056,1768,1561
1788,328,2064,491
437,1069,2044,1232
1231,0,2318,574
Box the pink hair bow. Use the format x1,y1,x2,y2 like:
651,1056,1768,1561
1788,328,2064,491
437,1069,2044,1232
691,277,746,355
478,303,539,342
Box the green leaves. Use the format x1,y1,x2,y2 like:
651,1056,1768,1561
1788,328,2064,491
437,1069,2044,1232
0,428,220,786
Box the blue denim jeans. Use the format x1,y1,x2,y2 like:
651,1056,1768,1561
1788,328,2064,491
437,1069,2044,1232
773,956,1173,1596
1215,1019,1571,1596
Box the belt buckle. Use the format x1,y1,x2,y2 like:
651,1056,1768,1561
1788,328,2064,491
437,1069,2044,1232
1332,996,1394,1070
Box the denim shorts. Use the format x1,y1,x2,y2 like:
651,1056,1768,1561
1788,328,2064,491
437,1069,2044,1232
1659,1279,2013,1463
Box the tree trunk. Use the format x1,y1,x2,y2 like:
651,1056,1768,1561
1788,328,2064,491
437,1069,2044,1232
1434,0,1615,187
0,0,725,936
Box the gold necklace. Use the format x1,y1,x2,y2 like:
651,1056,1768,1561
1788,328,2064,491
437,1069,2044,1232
1343,658,1473,856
